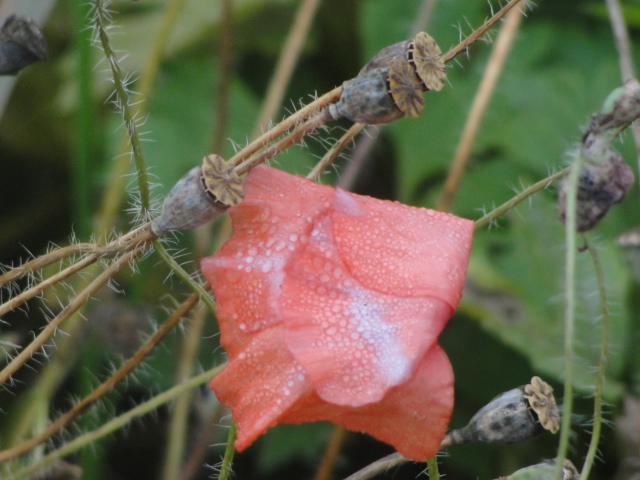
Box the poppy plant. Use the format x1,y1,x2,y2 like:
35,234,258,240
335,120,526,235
201,165,473,460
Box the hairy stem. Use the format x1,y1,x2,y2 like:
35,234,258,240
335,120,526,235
579,238,610,480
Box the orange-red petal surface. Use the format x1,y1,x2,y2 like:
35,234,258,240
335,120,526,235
279,344,454,461
283,214,452,406
332,188,473,309
201,165,471,459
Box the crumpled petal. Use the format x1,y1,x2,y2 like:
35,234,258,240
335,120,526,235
201,165,472,460
279,344,454,460
283,214,452,405
332,188,473,308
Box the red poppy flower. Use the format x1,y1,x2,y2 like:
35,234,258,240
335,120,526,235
201,165,473,460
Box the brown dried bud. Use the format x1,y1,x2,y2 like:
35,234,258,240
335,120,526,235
151,155,244,235
0,15,48,76
388,59,424,118
409,32,447,92
331,67,404,124
558,149,634,232
440,376,560,448
359,40,411,74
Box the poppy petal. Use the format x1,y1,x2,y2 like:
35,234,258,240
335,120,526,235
332,188,473,308
280,344,454,460
202,165,333,333
283,214,452,406
209,326,313,451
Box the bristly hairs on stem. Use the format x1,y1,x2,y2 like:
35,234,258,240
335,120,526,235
579,238,610,480
90,0,152,220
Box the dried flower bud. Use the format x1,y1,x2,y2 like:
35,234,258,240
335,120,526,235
409,32,447,92
388,59,424,118
558,149,634,232
590,79,640,133
359,40,411,74
440,376,559,448
331,67,404,124
151,155,244,236
0,15,48,76
494,458,578,480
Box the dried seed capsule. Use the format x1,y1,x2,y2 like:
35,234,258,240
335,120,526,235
440,376,559,448
495,459,578,480
0,15,48,76
388,59,424,118
557,148,634,232
359,40,411,74
332,67,404,125
151,155,244,236
409,32,446,92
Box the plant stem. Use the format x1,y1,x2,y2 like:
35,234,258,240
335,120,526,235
308,123,366,181
0,245,145,387
252,0,322,137
473,167,569,230
5,365,225,480
0,290,202,463
93,0,151,216
218,421,237,480
313,426,347,480
554,157,583,480
579,238,610,480
342,452,408,480
437,5,522,211
426,457,440,479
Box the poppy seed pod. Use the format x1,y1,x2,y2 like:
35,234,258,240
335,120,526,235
151,155,243,236
557,148,634,232
494,458,578,480
331,67,404,124
0,15,48,76
409,32,447,92
359,40,411,74
441,376,560,448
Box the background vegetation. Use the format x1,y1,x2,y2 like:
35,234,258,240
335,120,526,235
1,0,640,479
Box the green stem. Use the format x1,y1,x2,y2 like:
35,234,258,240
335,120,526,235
5,365,225,480
474,167,570,230
426,457,440,479
152,240,216,314
72,1,95,239
579,238,610,480
218,421,237,480
93,0,151,216
554,157,583,480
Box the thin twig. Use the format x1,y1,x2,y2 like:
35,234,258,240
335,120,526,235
443,0,526,63
5,364,225,480
0,290,202,463
437,5,523,211
473,167,569,230
234,108,334,175
252,0,322,138
342,452,408,480
604,0,640,174
308,123,366,181
93,0,151,215
554,159,583,480
313,426,347,480
228,86,342,168
218,421,237,480
0,245,145,387
579,238,610,480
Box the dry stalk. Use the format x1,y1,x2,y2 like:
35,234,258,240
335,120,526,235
0,289,204,462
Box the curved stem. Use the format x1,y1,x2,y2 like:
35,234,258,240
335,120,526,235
5,365,225,480
437,5,522,211
342,452,408,480
308,123,366,181
554,158,583,480
0,245,145,387
579,238,610,480
0,290,201,463
473,167,569,230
